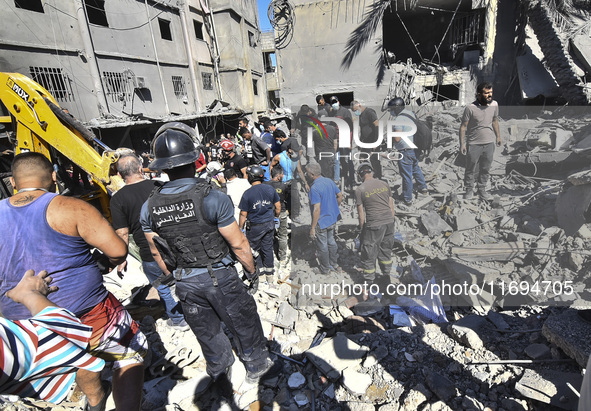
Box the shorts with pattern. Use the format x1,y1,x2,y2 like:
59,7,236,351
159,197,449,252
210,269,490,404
79,292,147,369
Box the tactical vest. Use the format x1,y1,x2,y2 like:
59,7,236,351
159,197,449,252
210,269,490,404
148,181,229,268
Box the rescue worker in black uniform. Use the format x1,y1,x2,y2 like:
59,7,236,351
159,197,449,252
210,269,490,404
140,124,282,388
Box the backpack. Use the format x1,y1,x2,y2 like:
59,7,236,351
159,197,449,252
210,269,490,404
399,113,433,156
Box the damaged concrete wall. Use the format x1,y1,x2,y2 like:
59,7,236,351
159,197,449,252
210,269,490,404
279,0,389,108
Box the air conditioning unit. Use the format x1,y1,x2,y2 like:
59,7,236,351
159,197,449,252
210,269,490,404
133,76,147,89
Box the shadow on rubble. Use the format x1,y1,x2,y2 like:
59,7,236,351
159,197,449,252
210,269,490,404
301,306,581,410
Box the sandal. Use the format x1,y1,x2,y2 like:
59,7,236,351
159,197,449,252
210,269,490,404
85,381,111,411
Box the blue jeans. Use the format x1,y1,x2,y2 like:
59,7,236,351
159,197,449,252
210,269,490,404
315,223,338,272
398,149,427,203
142,260,184,323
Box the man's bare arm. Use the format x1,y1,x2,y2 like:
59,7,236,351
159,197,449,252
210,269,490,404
6,270,58,316
310,203,321,238
493,117,502,146
357,204,365,229
219,222,255,273
48,197,127,266
144,232,170,274
336,192,343,206
115,227,129,244
239,210,247,230
459,121,468,154
389,197,396,218
240,167,248,179
274,201,281,217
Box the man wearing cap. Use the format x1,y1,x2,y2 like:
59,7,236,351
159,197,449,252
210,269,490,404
355,163,396,286
241,127,271,168
239,165,281,283
220,139,248,179
352,101,382,179
140,125,282,390
329,96,355,189
388,97,428,206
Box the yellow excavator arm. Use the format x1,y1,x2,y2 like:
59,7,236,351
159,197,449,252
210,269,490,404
0,72,123,217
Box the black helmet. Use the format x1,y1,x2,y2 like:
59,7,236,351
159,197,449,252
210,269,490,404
246,165,265,184
357,163,373,180
388,97,405,115
149,124,201,170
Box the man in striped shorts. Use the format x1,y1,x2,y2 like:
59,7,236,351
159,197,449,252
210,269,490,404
0,153,147,411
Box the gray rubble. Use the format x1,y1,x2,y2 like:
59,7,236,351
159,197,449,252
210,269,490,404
4,109,591,411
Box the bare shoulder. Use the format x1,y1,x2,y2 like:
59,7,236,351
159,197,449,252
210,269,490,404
46,196,102,236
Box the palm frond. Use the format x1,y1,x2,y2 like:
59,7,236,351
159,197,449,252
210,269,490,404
341,0,392,69
375,43,387,87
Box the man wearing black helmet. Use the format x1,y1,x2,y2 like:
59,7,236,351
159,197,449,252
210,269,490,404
140,125,282,391
239,165,281,284
355,163,396,286
388,97,428,206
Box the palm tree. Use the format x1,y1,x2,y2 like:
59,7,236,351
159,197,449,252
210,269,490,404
341,0,392,86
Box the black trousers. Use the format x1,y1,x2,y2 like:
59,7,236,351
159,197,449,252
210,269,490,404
175,267,269,378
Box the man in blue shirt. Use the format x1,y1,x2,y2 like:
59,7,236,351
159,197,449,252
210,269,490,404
239,165,281,283
306,162,343,274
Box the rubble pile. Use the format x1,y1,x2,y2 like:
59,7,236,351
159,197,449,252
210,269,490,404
3,108,591,411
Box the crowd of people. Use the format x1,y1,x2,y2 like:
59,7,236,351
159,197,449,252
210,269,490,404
7,82,569,411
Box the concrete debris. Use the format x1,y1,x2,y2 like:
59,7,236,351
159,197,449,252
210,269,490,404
304,333,369,380
451,241,526,262
287,372,306,389
543,310,591,368
11,102,591,411
524,343,551,360
515,368,582,410
420,211,453,237
342,368,372,395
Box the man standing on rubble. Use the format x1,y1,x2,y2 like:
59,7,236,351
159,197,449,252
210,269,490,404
239,165,281,284
140,125,281,389
0,152,147,411
459,82,502,200
355,163,396,287
110,148,189,331
388,97,429,206
352,100,382,179
306,162,343,275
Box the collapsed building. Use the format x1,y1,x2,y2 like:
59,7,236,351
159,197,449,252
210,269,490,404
273,0,591,108
0,0,271,154
3,1,591,410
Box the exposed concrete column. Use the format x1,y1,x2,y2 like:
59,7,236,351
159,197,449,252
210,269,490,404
205,0,224,100
179,3,201,111
145,0,170,114
74,0,109,116
483,0,498,75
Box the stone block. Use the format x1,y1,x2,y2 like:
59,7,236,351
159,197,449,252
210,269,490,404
342,368,372,395
421,211,453,237
304,333,369,380
515,368,582,410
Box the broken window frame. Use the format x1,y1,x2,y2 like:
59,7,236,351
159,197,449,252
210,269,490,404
450,9,486,57
102,71,133,103
202,72,213,91
193,19,204,41
172,75,187,99
252,78,258,96
14,0,44,13
248,30,256,47
159,18,173,41
29,67,74,102
84,0,108,27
